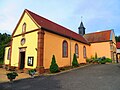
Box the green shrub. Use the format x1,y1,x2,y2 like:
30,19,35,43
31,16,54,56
99,56,106,64
50,55,59,73
99,59,106,64
28,69,36,76
86,58,93,63
91,56,112,64
106,58,112,63
7,72,18,81
72,54,79,67
93,59,99,63
86,58,90,63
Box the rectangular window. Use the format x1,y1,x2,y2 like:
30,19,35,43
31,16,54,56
28,57,34,66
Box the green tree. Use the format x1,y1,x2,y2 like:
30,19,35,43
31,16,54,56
72,54,79,67
0,33,11,63
115,35,120,42
50,55,59,73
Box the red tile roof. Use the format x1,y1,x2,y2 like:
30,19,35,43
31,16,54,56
84,30,112,43
116,42,120,49
25,9,89,45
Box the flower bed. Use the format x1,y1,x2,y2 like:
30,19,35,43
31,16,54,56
86,56,112,64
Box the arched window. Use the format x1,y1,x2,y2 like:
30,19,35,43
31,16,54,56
83,46,86,58
62,40,68,57
7,48,11,60
75,44,79,58
22,23,26,33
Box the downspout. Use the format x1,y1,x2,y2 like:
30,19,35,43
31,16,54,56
70,38,72,66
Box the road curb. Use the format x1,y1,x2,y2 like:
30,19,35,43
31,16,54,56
43,64,92,76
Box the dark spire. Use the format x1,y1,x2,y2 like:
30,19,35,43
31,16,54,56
78,21,86,36
80,22,84,28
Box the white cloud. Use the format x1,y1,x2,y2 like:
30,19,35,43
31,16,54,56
0,1,23,34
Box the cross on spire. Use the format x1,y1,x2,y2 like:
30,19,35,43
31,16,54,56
81,16,83,22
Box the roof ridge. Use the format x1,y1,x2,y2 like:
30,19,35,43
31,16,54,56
85,30,112,35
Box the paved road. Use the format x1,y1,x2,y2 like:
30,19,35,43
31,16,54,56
1,64,120,90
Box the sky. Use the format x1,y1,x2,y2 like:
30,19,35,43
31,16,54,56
0,0,120,36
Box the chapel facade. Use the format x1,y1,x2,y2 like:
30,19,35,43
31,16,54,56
4,9,116,73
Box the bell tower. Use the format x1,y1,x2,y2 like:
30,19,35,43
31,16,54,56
78,21,86,36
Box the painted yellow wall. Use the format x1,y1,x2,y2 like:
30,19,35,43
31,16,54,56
11,31,38,68
85,45,91,59
70,40,91,64
14,12,38,36
44,31,90,69
44,31,70,69
24,32,38,69
4,47,10,65
11,12,38,69
90,42,111,58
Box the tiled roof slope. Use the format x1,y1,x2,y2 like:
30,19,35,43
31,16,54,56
26,9,89,45
84,30,112,43
117,42,120,49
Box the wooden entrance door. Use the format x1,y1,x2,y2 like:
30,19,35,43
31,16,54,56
19,51,25,69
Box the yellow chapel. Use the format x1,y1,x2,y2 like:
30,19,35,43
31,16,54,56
4,9,116,73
